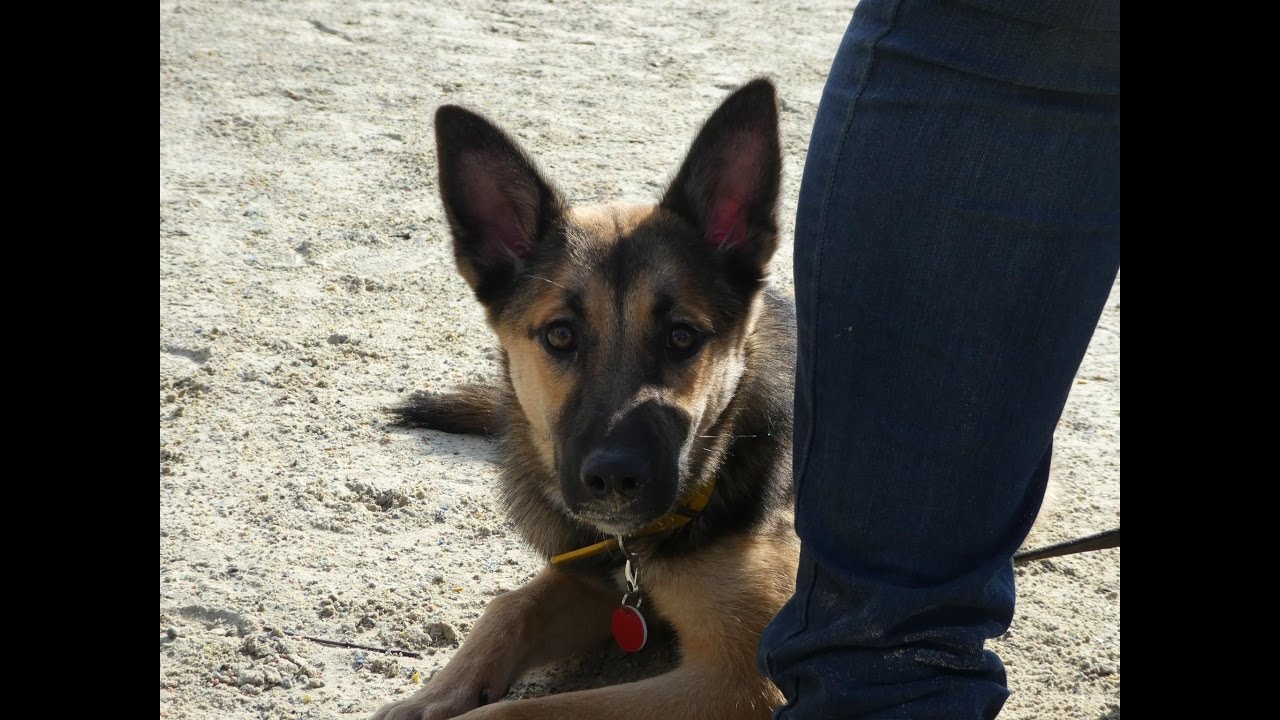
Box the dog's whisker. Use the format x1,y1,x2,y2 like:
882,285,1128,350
522,274,566,289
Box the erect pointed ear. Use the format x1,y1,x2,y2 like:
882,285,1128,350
660,78,781,275
434,105,565,307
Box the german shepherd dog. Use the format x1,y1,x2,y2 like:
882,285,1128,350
374,79,799,720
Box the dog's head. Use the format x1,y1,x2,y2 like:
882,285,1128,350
434,79,781,536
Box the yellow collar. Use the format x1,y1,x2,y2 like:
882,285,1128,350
549,477,717,565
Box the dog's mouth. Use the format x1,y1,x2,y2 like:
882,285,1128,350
570,504,671,538
559,466,685,538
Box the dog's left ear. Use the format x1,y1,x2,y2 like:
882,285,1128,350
661,78,781,275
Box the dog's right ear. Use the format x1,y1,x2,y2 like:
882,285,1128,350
435,106,564,307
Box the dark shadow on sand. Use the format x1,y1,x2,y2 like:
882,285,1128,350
506,620,680,700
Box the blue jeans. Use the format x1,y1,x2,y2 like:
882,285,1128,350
757,0,1120,717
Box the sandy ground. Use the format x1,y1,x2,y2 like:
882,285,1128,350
159,1,1120,718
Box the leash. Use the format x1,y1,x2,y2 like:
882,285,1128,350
549,480,1117,566
1014,527,1120,564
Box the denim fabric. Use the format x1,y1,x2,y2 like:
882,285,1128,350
758,0,1120,717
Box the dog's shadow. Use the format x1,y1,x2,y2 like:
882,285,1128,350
505,621,680,699
403,427,504,466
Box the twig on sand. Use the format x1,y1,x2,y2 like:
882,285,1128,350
308,19,354,43
283,630,422,659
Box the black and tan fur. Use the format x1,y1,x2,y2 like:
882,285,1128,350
374,79,799,720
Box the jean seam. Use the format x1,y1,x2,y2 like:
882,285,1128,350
795,0,906,514
769,0,908,697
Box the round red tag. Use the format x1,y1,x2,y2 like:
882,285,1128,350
611,605,648,653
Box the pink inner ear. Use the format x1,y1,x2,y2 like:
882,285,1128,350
708,199,747,250
704,133,763,251
457,152,534,263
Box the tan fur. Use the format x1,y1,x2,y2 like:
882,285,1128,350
500,330,566,476
565,204,657,241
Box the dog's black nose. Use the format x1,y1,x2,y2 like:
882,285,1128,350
581,448,651,499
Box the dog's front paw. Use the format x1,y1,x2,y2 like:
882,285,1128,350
371,684,499,720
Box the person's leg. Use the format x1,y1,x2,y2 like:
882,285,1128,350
758,0,1120,717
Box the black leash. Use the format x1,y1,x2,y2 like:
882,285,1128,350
1014,528,1120,564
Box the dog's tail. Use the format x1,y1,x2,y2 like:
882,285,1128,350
390,384,505,436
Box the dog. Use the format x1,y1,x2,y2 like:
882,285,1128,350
374,78,799,720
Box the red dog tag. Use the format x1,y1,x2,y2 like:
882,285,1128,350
611,605,648,653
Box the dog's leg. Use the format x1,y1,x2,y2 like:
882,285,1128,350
372,566,616,720
454,530,799,720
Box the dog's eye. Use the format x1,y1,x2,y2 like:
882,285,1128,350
667,325,699,353
544,322,576,352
